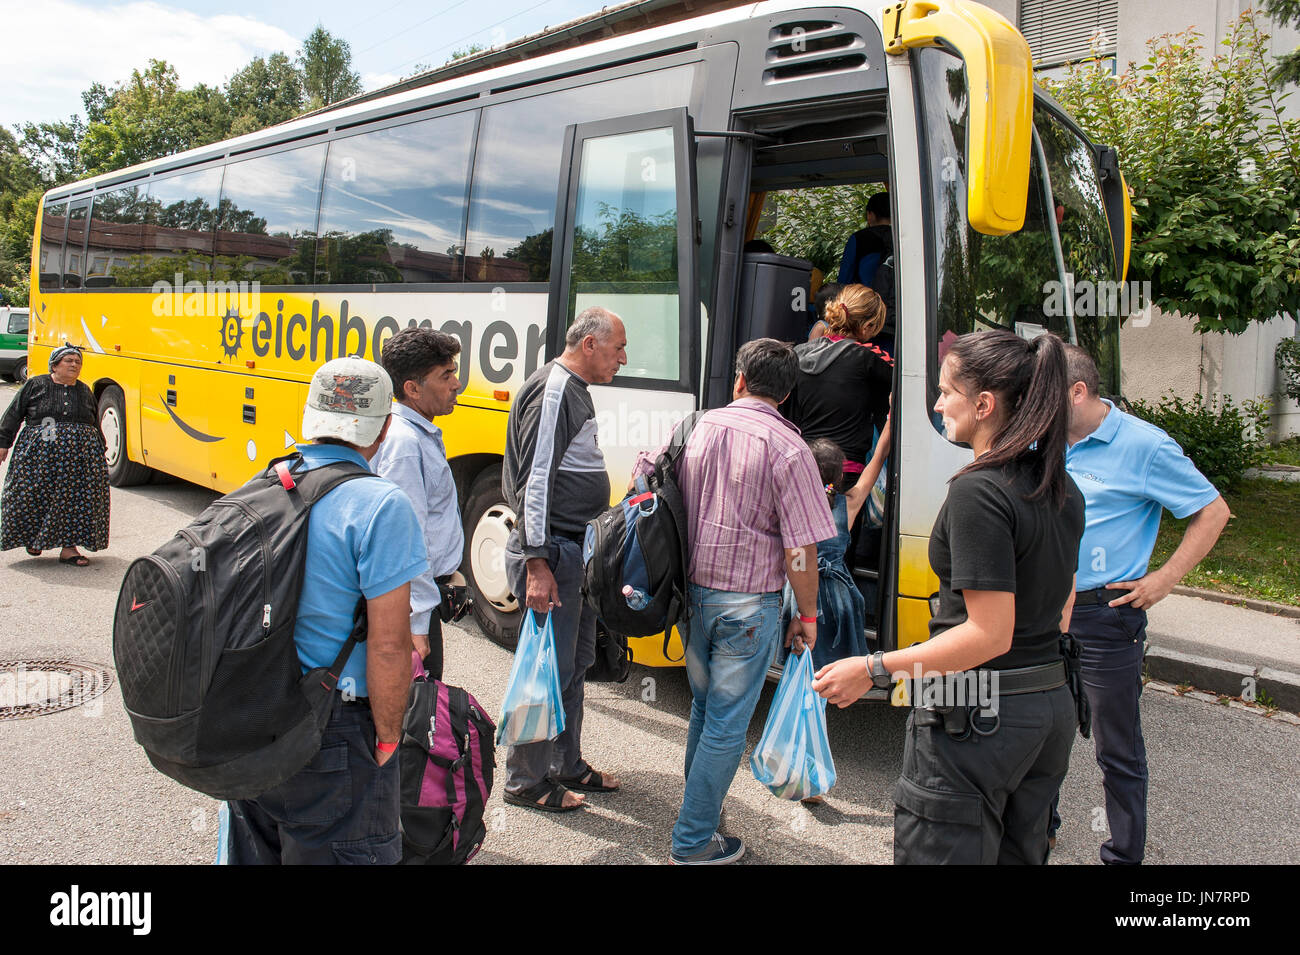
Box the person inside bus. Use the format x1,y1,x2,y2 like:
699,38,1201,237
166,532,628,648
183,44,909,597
812,330,1085,864
837,192,896,354
783,284,892,581
806,281,842,341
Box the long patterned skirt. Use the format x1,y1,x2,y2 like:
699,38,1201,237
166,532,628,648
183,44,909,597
1,422,110,551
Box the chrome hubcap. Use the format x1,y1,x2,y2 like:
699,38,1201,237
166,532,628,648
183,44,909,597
101,406,121,467
470,503,518,613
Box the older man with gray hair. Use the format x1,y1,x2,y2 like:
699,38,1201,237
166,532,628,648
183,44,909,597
500,306,628,812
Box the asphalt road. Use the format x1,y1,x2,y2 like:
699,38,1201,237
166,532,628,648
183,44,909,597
1,382,1296,864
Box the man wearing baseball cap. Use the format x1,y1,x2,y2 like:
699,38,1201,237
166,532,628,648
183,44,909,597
225,356,429,865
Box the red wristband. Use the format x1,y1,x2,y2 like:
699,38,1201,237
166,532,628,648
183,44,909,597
799,614,816,624
376,740,398,753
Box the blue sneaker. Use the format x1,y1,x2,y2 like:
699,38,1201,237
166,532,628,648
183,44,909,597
669,833,745,865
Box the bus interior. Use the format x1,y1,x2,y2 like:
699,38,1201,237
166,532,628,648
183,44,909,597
730,92,898,650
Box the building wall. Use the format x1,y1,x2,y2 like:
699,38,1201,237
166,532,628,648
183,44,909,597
1121,309,1300,439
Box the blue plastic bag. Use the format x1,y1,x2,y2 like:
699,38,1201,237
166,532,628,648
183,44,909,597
496,610,565,746
750,648,836,800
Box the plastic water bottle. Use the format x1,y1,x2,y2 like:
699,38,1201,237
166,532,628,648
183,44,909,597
622,584,650,611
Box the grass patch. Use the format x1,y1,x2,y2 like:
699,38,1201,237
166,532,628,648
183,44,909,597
1257,437,1300,468
1152,478,1300,606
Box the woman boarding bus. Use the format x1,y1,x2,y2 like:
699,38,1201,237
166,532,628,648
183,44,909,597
814,330,1084,864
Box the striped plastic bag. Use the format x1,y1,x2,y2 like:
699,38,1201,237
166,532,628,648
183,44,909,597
496,609,565,746
750,648,836,800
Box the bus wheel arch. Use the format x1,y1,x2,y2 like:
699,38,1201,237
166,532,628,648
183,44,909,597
97,383,153,487
461,462,522,651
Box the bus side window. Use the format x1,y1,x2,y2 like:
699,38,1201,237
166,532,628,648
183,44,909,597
144,167,223,286
39,199,67,292
215,145,328,286
464,64,697,284
316,111,477,286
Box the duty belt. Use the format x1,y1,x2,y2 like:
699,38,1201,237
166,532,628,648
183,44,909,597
913,659,1067,741
1073,587,1117,606
979,659,1067,695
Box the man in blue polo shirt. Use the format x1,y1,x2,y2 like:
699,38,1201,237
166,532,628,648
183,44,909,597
1053,345,1229,865
226,356,427,865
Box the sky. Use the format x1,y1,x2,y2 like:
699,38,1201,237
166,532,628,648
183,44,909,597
1,0,608,130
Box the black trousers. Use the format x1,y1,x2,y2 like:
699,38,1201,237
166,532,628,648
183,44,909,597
226,698,401,865
893,684,1077,865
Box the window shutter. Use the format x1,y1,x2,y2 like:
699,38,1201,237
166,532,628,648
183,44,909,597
1019,0,1118,66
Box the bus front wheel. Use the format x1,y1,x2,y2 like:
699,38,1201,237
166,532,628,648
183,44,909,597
462,466,522,651
98,385,153,487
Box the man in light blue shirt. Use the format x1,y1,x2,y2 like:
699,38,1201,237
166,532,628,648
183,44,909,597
1053,345,1229,864
227,356,428,865
372,328,464,680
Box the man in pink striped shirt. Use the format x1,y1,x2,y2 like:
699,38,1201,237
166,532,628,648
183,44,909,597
633,338,835,864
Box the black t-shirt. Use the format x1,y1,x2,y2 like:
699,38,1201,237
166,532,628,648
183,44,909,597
785,340,892,465
927,460,1085,670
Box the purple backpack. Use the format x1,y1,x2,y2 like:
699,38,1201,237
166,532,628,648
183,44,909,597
399,655,496,865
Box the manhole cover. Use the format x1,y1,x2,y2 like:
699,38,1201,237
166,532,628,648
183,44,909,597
0,660,113,721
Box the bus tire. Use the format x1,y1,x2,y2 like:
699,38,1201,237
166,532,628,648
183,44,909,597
462,465,522,651
98,385,153,487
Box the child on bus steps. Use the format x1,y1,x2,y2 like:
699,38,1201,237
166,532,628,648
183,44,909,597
777,424,890,803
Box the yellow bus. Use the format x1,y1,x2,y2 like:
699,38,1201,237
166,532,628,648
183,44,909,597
30,0,1129,691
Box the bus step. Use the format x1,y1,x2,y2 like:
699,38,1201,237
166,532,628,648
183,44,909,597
853,568,879,581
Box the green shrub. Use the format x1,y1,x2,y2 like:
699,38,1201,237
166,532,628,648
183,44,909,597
1277,337,1300,404
1127,392,1271,490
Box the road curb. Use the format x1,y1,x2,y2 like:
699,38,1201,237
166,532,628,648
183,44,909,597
1170,585,1300,619
1145,645,1300,714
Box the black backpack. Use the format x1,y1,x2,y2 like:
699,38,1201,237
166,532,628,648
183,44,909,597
113,454,377,801
582,411,704,657
399,660,496,865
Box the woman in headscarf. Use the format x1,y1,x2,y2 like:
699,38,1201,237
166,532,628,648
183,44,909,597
0,344,110,565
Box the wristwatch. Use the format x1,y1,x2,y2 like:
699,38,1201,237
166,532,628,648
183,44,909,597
865,651,893,690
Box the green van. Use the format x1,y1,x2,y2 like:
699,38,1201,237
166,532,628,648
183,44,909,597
0,307,29,382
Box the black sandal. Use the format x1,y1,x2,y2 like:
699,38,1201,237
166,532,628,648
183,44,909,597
24,547,40,556
554,768,620,793
503,781,583,813
58,554,90,567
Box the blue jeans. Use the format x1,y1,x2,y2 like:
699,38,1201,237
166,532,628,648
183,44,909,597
672,585,781,857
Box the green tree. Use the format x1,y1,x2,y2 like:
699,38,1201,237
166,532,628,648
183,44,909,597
226,52,306,136
1042,12,1300,334
299,26,363,109
15,117,87,187
1265,0,1300,85
448,44,487,62
762,183,884,277
80,60,232,175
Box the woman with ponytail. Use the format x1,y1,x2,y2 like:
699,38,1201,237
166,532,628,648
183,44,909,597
785,284,894,572
813,329,1085,865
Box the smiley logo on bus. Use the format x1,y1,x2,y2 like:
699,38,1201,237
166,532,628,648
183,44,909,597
220,308,243,360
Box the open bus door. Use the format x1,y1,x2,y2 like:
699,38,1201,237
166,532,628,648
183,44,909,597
547,107,701,665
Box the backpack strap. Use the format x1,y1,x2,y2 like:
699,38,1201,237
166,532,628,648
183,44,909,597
273,453,380,694
656,409,707,477
320,596,369,693
656,410,706,664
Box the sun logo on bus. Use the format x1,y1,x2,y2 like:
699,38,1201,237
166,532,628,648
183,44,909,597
220,308,243,360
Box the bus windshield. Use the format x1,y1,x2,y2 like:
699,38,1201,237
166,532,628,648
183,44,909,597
917,46,1122,404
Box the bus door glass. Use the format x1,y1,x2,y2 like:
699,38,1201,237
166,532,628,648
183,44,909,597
548,109,700,491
